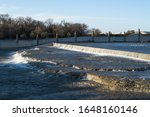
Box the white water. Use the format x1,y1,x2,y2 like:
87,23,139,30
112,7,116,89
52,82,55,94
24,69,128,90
26,57,58,65
2,51,28,64
0,51,30,68
30,47,40,51
0,47,40,65
54,46,150,63
10,52,28,64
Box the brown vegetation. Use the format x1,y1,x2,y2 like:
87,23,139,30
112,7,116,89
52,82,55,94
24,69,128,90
0,14,90,39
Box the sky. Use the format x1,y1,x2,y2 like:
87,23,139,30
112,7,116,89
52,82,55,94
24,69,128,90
0,0,150,33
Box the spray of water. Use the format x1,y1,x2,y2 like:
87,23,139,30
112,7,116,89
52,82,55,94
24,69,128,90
10,51,28,64
0,51,30,68
2,51,28,64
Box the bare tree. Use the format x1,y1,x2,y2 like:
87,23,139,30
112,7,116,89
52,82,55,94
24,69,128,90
0,14,100,39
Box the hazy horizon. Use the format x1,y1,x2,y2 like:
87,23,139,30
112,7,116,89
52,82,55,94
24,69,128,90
0,0,150,33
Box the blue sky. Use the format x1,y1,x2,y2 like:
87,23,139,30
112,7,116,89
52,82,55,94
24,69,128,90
0,0,150,33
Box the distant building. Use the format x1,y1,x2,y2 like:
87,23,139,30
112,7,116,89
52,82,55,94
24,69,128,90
141,31,150,34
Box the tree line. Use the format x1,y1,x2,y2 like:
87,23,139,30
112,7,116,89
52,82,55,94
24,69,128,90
0,14,137,40
0,14,103,39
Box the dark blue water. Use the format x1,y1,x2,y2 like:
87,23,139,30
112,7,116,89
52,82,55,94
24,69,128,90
0,49,58,99
0,48,86,100
0,46,150,100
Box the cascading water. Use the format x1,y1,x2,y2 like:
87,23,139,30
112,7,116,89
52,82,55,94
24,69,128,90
0,45,150,100
0,48,52,99
0,51,29,68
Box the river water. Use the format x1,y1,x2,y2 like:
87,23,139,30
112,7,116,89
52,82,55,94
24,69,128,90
0,48,100,100
0,49,48,99
0,45,150,100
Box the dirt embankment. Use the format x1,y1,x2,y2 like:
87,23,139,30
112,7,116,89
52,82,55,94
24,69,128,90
85,73,150,93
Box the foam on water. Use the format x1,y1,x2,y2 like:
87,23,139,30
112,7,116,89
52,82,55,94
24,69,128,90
0,47,41,65
55,46,150,63
30,47,40,51
10,51,28,64
26,57,57,65
0,51,29,68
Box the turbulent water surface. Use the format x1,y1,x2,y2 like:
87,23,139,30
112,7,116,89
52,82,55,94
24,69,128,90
0,44,150,100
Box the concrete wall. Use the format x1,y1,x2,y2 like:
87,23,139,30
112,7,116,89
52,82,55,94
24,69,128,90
0,40,37,49
0,40,19,49
77,36,93,42
110,36,125,42
0,35,150,49
126,34,139,42
95,34,150,42
94,36,109,42
58,37,75,43
0,38,55,49
39,38,56,44
141,35,150,42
